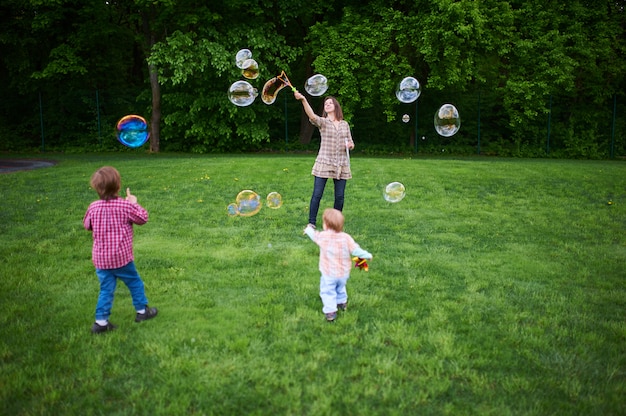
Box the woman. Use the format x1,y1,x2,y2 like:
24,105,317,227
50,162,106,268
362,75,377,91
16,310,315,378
294,91,355,228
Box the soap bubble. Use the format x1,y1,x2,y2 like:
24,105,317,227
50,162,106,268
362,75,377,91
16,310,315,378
228,81,258,107
383,182,406,203
434,104,461,137
236,190,262,217
266,192,283,209
396,77,421,104
304,74,328,96
235,49,252,69
116,115,149,148
241,59,259,80
261,76,288,105
402,114,410,123
227,203,239,217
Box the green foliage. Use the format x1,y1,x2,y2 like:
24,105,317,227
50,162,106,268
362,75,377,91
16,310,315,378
0,1,624,157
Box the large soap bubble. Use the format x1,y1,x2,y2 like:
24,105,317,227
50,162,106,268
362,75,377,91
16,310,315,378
434,104,461,137
396,77,421,104
228,81,258,107
116,115,149,148
383,182,406,203
261,76,288,105
235,49,252,69
236,190,262,217
304,74,328,96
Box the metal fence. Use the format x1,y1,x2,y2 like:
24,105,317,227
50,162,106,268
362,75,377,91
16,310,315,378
3,87,624,159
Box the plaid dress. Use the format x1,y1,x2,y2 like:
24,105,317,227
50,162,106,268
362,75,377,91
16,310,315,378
310,115,354,180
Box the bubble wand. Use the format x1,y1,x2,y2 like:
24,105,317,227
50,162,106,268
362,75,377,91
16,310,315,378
277,71,297,92
262,71,297,105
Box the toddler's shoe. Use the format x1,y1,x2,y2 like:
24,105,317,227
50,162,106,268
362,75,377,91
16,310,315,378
135,306,158,323
325,312,337,322
337,303,348,311
91,322,117,334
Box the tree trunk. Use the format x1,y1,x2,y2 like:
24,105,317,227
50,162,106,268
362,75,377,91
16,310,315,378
149,61,160,153
298,54,316,144
142,11,160,153
299,110,315,144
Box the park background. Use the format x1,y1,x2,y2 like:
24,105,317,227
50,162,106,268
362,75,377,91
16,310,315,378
2,2,626,414
0,0,625,158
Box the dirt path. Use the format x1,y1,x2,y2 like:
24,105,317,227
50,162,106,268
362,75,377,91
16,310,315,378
0,159,57,173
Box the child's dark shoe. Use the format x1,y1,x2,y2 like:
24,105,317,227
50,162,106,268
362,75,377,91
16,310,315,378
337,303,348,311
325,312,337,322
91,322,117,334
135,306,158,323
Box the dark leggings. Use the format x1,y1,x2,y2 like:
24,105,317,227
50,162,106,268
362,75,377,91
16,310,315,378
309,176,347,226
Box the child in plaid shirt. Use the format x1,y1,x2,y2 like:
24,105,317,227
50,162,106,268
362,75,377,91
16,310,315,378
84,166,158,334
304,208,373,322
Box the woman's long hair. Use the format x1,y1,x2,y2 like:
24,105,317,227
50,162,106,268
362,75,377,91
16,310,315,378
321,96,344,121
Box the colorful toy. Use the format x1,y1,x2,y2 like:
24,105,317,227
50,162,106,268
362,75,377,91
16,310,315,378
353,257,369,272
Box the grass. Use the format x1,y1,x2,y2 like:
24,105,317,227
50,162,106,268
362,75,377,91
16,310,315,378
1,153,625,415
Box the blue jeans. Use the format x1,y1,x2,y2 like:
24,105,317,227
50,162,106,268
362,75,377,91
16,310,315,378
320,275,349,314
309,176,347,226
94,261,148,321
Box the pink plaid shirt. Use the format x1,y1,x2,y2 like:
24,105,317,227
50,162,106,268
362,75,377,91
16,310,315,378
83,198,148,269
305,228,372,278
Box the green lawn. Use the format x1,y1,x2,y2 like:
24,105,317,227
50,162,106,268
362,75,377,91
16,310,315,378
1,153,625,415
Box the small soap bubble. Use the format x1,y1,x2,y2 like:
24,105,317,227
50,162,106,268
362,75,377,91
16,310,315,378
434,104,461,137
383,182,406,203
236,190,262,217
266,192,283,209
402,114,410,123
304,74,328,96
241,59,259,80
396,77,421,104
235,49,252,69
116,115,149,148
227,203,239,217
228,81,258,107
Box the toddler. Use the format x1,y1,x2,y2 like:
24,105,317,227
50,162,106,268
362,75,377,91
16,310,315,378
304,208,373,321
84,166,158,334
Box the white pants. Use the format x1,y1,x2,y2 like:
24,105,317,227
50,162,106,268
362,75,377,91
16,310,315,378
319,274,349,314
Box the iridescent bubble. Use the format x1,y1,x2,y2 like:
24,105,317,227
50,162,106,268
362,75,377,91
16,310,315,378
236,190,262,217
116,115,149,148
235,49,252,69
304,74,328,96
266,192,283,209
241,59,259,80
434,104,461,137
227,203,239,217
228,81,258,107
402,114,410,123
396,77,421,104
383,182,406,203
261,76,288,105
